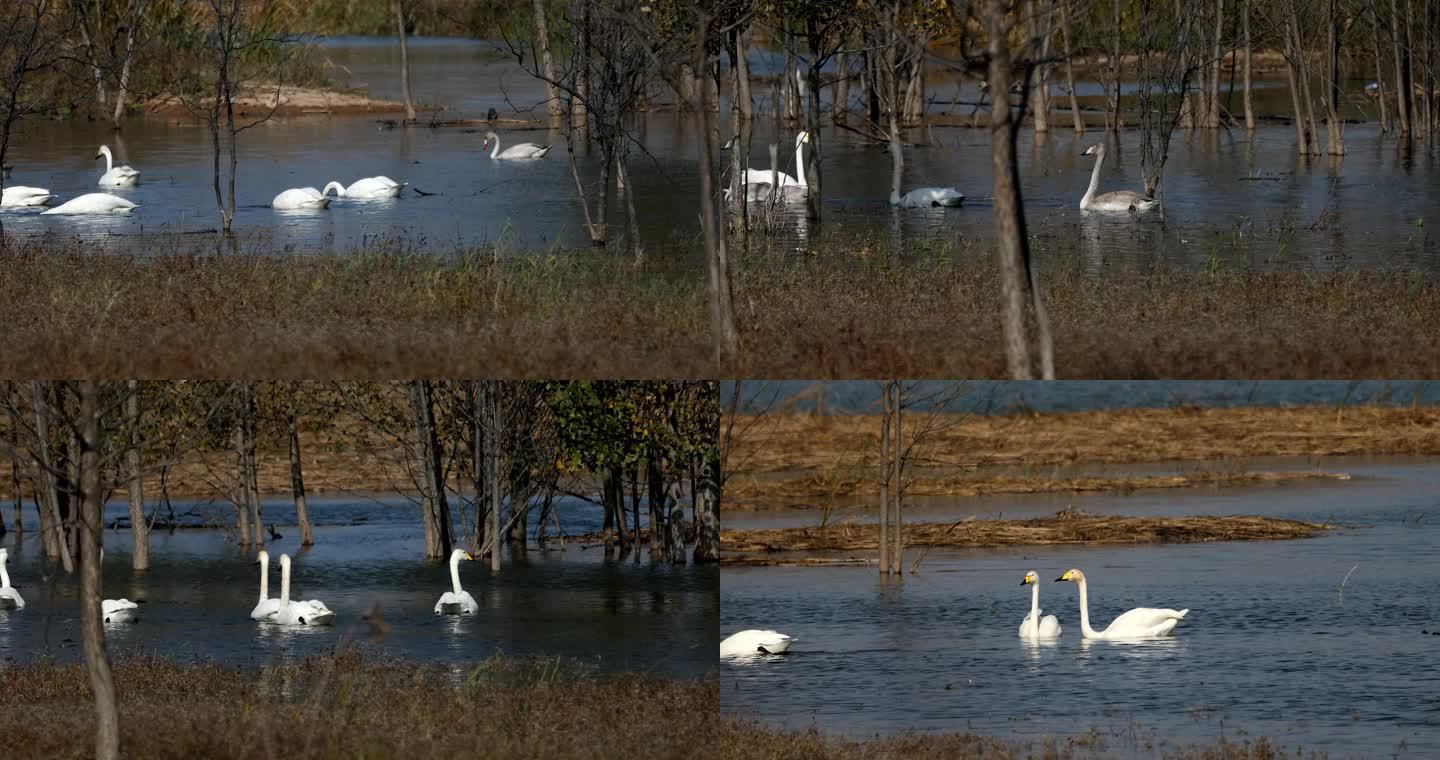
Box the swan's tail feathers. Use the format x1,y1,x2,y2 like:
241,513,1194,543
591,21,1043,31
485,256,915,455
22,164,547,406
1175,609,1189,619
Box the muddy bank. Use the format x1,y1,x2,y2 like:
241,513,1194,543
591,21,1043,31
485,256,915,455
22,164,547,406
721,513,1327,564
724,404,1437,508
143,84,431,118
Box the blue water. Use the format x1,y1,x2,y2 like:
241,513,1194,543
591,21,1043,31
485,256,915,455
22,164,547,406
721,458,1440,756
0,497,716,678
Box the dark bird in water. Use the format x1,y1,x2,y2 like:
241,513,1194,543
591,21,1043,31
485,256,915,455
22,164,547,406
267,524,283,541
487,107,499,121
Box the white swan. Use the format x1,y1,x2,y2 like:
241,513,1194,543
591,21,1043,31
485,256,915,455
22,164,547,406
323,176,405,199
720,629,793,657
272,187,330,210
0,548,24,610
1018,570,1061,640
96,145,140,187
102,598,140,624
434,549,479,615
893,187,966,208
1056,568,1187,639
1079,144,1157,213
481,131,551,159
272,553,335,626
2,186,54,207
41,193,137,215
729,131,810,203
250,550,281,620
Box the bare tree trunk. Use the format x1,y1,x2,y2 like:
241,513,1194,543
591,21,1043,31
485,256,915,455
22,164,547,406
1207,0,1224,127
470,383,486,554
233,421,250,545
1292,17,1322,155
488,384,502,573
287,405,313,546
394,0,416,121
834,52,850,123
1244,0,1256,130
1028,0,1050,133
531,0,563,123
243,387,262,547
572,0,591,137
695,52,739,359
409,381,449,559
33,382,72,570
890,381,902,574
111,0,149,127
1108,0,1121,132
125,381,148,571
986,1,1037,380
693,453,720,562
77,381,119,760
1060,0,1085,133
647,457,665,560
737,25,753,121
1391,0,1412,136
7,385,21,534
1370,5,1389,132
803,17,823,222
878,383,890,574
664,479,686,564
1325,0,1345,154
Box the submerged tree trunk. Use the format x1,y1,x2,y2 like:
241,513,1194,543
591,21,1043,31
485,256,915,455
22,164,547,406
77,381,119,760
243,386,262,548
1390,0,1411,136
233,421,250,546
878,382,890,574
287,406,314,546
111,1,148,127
488,384,502,573
664,480,686,564
737,25,753,121
647,458,665,560
1207,0,1224,127
694,46,739,359
409,381,451,559
7,385,21,534
1371,4,1389,132
1325,0,1345,154
32,382,72,571
1107,0,1122,132
890,381,903,574
833,52,850,123
125,381,148,571
693,454,720,562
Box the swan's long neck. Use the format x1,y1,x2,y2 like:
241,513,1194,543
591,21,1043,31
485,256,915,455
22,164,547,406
279,558,291,610
1029,583,1041,636
101,147,114,173
489,137,500,159
258,554,269,602
323,181,345,197
794,136,807,188
449,552,463,595
1076,577,1100,638
1082,148,1103,208
0,556,10,589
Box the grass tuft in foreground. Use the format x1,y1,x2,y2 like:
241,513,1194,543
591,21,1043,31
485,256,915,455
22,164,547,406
0,654,717,759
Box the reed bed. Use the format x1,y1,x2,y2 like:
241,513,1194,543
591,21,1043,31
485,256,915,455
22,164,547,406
0,654,717,760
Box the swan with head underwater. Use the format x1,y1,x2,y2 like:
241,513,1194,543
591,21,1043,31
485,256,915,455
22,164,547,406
96,549,140,623
1055,568,1187,639
481,131,551,159
1078,143,1157,213
95,145,140,187
1018,570,1060,640
41,193,137,215
434,549,479,614
2,185,54,207
0,548,24,610
272,187,330,210
272,553,335,626
720,629,794,658
323,176,406,200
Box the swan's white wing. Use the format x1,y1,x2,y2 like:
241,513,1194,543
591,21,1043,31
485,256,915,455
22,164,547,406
498,143,550,158
900,188,966,208
1039,614,1062,639
1102,607,1188,637
250,598,281,620
347,177,405,198
720,629,793,657
42,193,137,215
102,598,140,622
0,587,24,609
742,168,800,187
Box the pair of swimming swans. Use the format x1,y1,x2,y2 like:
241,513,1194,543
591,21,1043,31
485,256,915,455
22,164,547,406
251,550,335,626
1021,568,1187,640
273,176,406,208
1079,143,1158,213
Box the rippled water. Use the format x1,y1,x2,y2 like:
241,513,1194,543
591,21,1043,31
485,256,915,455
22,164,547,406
720,459,1440,755
1,39,1434,272
0,497,717,678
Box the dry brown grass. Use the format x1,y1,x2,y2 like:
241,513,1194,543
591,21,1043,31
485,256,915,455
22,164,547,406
715,719,1322,759
3,238,1438,378
0,654,717,760
721,513,1325,559
724,405,1436,508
